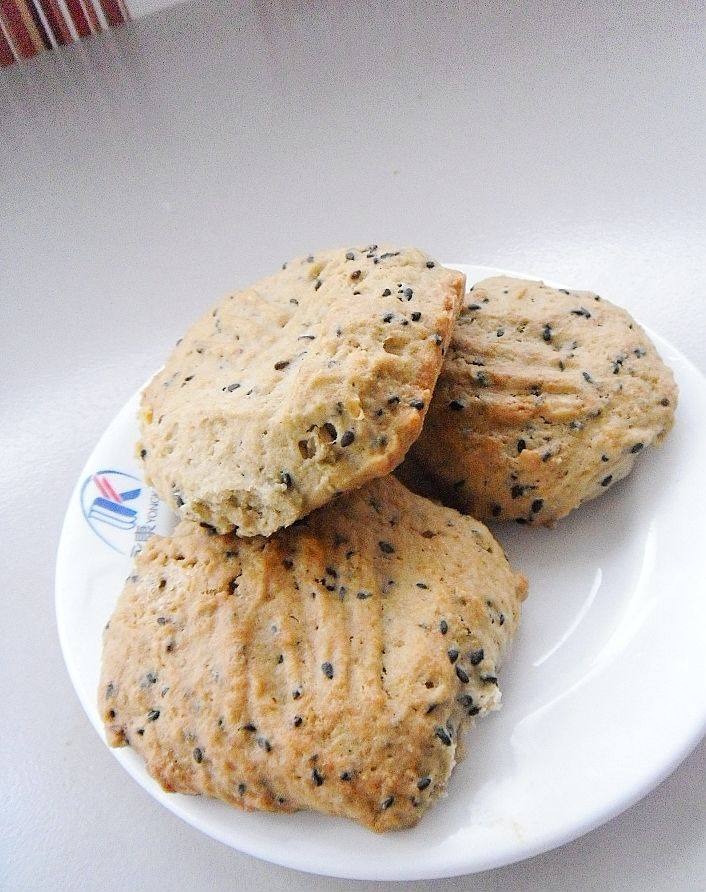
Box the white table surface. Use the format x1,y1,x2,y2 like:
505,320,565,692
1,1,704,889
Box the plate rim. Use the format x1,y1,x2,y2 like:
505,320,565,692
55,263,706,880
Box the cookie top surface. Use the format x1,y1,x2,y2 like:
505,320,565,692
404,276,677,524
138,246,465,536
100,476,526,832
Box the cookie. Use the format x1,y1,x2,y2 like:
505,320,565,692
138,246,465,536
100,476,527,832
400,276,677,525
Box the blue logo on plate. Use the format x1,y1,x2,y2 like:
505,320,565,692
81,470,144,554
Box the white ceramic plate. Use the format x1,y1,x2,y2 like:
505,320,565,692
56,265,706,881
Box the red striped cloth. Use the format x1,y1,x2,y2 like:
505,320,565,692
0,0,129,64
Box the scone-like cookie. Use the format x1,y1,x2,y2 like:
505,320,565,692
100,476,526,832
401,276,677,525
138,247,465,536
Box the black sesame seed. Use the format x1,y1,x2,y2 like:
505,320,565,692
426,260,435,268
511,485,526,499
447,648,459,664
238,783,246,795
345,251,355,260
356,590,371,600
410,399,425,410
416,582,428,589
242,723,257,732
517,438,527,453
630,442,644,453
280,471,293,488
417,776,432,790
323,422,337,441
582,371,593,383
660,398,670,406
382,288,392,297
313,278,322,290
467,303,481,311
449,400,465,411
351,269,361,280
174,494,185,508
403,287,413,299
411,311,421,321
312,768,324,786
340,770,353,781
455,665,470,684
434,726,452,746
481,675,499,685
457,694,474,709
257,737,272,752
496,328,505,337
388,395,400,405
139,448,147,459
382,312,394,323
147,709,160,721
274,360,290,370
340,430,355,447
381,796,395,810
439,619,448,635
277,654,284,664
157,616,167,625
570,307,592,318
321,661,334,679
107,709,116,719
292,687,302,700
491,504,502,518
432,334,443,346
379,541,395,554
193,747,203,763
531,499,544,513
516,517,528,525
542,324,552,342
469,649,484,665
293,716,303,727
601,475,613,487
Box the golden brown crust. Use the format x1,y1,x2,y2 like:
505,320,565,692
138,247,465,536
402,276,677,524
100,477,526,832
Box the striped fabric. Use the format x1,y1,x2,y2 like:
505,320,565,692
0,0,130,63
